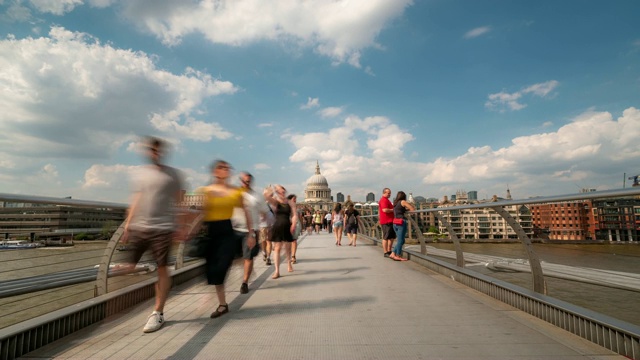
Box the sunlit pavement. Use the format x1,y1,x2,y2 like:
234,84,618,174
22,231,623,359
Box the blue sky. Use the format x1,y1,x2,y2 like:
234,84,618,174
0,0,639,203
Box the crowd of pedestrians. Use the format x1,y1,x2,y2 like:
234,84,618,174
122,137,415,333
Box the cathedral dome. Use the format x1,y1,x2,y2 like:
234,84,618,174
304,161,332,211
306,162,329,187
307,174,328,187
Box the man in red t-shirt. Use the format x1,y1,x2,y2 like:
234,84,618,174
378,187,396,257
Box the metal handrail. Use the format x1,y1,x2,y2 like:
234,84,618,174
0,193,200,298
359,187,640,294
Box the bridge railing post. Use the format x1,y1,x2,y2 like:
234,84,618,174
407,213,427,255
434,211,465,268
95,222,125,296
490,205,546,294
175,213,204,270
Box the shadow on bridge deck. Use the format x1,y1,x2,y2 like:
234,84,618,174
22,232,622,359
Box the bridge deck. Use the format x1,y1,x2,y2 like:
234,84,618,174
22,232,622,359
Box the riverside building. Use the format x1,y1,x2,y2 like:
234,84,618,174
530,201,595,241
437,190,533,240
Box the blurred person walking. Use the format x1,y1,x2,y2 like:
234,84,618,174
200,160,255,318
304,210,313,235
332,203,345,246
324,211,332,233
264,185,298,279
345,203,360,246
313,210,323,234
288,194,302,264
390,191,415,261
122,136,185,333
260,195,276,266
231,172,262,294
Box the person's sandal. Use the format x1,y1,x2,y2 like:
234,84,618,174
210,304,229,318
291,256,297,264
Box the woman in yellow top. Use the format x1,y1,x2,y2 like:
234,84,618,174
313,210,323,234
201,160,255,319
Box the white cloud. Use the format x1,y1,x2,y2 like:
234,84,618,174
422,107,640,195
81,163,208,196
254,163,270,170
464,26,491,39
284,107,640,201
28,0,83,15
286,115,417,193
117,0,413,68
3,2,32,21
318,106,344,118
522,80,559,97
486,80,559,112
258,123,274,128
42,163,59,177
300,97,320,110
542,121,553,128
82,164,135,189
0,27,238,163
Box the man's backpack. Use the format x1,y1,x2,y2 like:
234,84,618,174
347,211,357,226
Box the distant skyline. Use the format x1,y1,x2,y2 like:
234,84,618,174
0,1,639,203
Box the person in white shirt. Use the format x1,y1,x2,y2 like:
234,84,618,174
324,212,332,233
231,172,263,294
259,192,276,265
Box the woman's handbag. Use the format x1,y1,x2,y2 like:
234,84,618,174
392,218,405,225
186,233,209,258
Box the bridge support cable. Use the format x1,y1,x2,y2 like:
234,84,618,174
490,205,546,294
434,211,465,268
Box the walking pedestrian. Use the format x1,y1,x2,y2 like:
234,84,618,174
121,136,185,333
324,211,332,233
260,197,275,266
345,203,360,246
231,172,262,294
391,191,415,261
313,210,323,234
264,185,298,279
200,160,255,318
304,210,313,235
288,194,302,264
332,203,345,246
379,187,396,257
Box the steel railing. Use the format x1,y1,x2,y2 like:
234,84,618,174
0,193,205,360
357,187,640,359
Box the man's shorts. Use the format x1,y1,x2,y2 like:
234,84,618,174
381,223,396,240
238,230,260,260
127,229,173,267
346,223,358,234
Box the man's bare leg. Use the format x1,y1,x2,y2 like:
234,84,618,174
243,259,253,283
154,265,171,312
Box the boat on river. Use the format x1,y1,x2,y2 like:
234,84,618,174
0,240,43,250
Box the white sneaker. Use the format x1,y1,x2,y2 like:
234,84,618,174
143,311,164,333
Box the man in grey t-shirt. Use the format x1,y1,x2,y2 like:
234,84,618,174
122,137,184,333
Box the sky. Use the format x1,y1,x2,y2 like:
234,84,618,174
0,0,639,204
